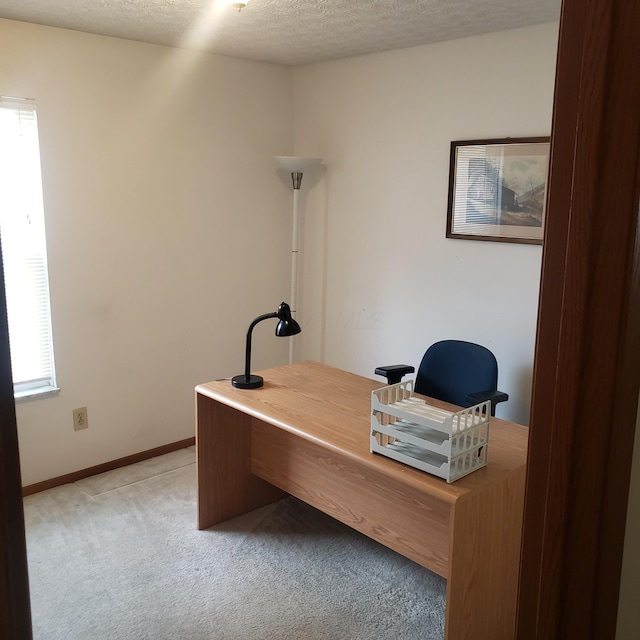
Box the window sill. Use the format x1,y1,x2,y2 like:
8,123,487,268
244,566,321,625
14,385,60,403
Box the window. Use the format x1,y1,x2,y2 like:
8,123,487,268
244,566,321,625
0,97,57,400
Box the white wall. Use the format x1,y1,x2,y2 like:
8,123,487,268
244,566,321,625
1,19,559,485
0,19,295,485
293,23,559,425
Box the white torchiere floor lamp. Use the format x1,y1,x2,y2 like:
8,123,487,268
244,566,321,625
275,156,323,363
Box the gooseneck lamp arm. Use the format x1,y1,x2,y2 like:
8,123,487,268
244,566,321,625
232,302,301,389
241,311,277,386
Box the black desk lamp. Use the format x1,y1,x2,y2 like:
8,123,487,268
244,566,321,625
231,302,301,389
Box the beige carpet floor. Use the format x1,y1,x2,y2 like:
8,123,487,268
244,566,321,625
23,448,446,639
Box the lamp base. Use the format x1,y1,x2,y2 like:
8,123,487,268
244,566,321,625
231,374,264,389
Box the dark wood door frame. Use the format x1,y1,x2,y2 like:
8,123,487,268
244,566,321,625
0,241,32,639
1,1,640,638
517,0,640,637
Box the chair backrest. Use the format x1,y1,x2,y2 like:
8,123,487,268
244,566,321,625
414,340,499,408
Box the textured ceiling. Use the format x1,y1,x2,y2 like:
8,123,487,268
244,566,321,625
0,0,561,66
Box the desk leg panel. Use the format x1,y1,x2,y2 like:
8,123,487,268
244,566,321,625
250,419,452,577
196,395,286,530
445,467,526,640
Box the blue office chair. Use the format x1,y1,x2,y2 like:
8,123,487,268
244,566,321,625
375,339,508,416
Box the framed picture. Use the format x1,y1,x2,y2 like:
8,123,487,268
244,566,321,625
446,137,550,245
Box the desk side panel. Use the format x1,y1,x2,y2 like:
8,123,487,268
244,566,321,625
250,418,452,578
196,395,285,530
445,466,526,640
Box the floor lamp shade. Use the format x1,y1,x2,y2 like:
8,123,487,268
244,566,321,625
275,156,322,182
231,302,301,389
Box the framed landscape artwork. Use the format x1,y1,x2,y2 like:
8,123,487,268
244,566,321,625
446,137,550,245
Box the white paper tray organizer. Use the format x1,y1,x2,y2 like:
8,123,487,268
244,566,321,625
370,380,490,482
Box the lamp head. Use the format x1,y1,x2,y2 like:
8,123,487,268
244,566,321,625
275,302,301,337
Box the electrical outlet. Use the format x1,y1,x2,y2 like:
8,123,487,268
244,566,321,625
73,407,88,431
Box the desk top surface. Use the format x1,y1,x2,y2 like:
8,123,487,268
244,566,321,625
196,360,529,502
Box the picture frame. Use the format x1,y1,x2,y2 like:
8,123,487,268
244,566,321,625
446,137,550,245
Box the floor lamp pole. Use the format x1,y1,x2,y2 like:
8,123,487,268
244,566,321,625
290,181,301,364
275,156,323,364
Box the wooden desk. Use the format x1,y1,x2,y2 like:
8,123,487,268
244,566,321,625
196,361,528,640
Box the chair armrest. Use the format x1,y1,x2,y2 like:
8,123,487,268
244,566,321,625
465,389,509,407
374,365,415,385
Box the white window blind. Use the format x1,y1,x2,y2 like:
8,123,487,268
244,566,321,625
0,97,57,398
